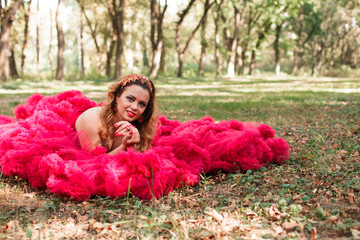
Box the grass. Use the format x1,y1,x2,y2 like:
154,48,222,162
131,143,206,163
0,76,359,239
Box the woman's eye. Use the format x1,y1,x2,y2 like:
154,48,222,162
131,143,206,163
127,96,134,102
139,103,146,108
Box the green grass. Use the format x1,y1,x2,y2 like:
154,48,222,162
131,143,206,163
0,76,359,239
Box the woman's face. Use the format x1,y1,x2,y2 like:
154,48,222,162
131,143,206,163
115,85,150,122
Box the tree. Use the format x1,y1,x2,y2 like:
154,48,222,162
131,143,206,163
48,8,54,77
107,0,125,79
21,0,32,75
0,0,22,82
213,0,224,77
289,1,322,75
175,0,216,77
56,0,66,81
149,0,167,79
77,0,103,73
198,0,212,76
235,0,260,76
36,0,40,74
248,0,288,75
79,1,85,75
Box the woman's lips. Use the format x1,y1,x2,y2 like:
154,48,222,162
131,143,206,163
127,111,135,117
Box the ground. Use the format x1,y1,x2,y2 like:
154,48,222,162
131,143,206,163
0,76,359,239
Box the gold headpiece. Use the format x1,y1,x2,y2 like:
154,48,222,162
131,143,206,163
120,74,153,92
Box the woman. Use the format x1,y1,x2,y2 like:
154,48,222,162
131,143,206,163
0,74,289,200
76,74,157,154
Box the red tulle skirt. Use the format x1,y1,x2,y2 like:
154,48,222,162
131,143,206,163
0,90,289,200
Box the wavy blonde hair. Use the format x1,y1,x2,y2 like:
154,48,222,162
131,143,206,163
99,74,158,152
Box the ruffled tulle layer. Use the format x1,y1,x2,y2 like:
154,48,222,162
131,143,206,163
0,90,289,200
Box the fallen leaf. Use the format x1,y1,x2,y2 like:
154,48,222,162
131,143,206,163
348,193,355,204
311,227,318,240
245,211,258,217
23,192,36,198
329,215,338,223
268,205,282,220
351,228,360,239
331,143,339,149
204,207,223,222
271,223,284,235
90,221,106,233
282,222,300,232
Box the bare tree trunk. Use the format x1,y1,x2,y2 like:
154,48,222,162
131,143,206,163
159,43,166,73
9,40,18,78
175,0,196,78
56,0,66,81
78,0,103,72
149,0,167,79
21,0,32,76
79,3,85,75
176,0,215,77
274,23,282,76
235,43,243,75
214,0,224,77
113,0,125,79
198,0,209,77
292,7,304,75
0,0,22,82
248,19,271,75
36,0,40,74
227,6,240,77
106,32,116,77
48,8,54,77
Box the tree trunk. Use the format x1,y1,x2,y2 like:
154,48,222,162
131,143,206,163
227,6,240,77
274,23,282,76
56,0,66,81
235,43,243,75
198,2,209,77
106,32,116,77
21,0,32,76
248,50,256,75
114,0,125,79
159,42,166,73
78,1,103,72
248,20,271,75
292,7,304,75
36,0,40,74
48,8,54,77
79,2,85,75
176,0,215,77
214,0,224,77
149,0,167,79
0,0,22,82
9,41,18,78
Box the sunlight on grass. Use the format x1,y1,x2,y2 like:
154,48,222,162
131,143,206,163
0,76,359,239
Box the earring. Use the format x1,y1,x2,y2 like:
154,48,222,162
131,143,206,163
138,116,143,123
113,102,118,113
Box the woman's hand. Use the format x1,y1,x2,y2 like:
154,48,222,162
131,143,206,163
114,121,140,147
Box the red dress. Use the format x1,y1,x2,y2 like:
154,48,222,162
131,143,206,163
0,90,289,200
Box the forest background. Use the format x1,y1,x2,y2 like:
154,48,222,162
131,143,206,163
0,0,359,82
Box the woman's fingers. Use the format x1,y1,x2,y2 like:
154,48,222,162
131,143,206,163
122,130,140,146
114,121,135,137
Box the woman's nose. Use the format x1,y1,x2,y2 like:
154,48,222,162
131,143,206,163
130,102,138,111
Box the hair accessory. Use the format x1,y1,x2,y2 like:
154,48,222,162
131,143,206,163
120,74,153,91
138,116,143,123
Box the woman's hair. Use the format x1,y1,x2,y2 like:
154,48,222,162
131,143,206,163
99,74,158,152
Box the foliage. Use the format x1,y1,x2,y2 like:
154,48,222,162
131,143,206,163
3,0,359,81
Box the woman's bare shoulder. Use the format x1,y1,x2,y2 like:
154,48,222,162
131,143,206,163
76,106,103,129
